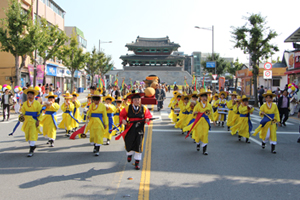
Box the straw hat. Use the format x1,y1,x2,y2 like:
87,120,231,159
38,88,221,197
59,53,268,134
219,91,227,98
214,93,219,97
45,91,58,98
236,95,242,102
63,92,73,99
24,86,39,96
230,91,238,96
262,90,276,98
241,95,250,101
181,94,191,100
190,91,199,98
103,94,115,102
198,88,212,96
92,90,102,97
97,87,103,94
115,96,123,102
175,92,182,98
72,91,79,97
86,94,92,98
173,91,179,96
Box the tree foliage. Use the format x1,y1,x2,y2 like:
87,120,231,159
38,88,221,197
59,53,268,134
231,13,279,105
58,32,87,92
226,58,244,89
201,53,230,75
0,0,40,86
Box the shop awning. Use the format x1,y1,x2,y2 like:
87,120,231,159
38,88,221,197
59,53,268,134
284,69,300,75
284,27,300,43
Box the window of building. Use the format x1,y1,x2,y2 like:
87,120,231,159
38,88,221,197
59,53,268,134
137,49,142,52
273,79,280,87
156,49,161,53
150,49,156,52
163,49,169,53
145,49,149,52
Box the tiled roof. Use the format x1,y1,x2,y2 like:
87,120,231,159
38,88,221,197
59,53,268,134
120,54,185,60
126,36,180,48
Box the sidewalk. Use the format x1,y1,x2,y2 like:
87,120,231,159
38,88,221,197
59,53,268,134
0,90,90,120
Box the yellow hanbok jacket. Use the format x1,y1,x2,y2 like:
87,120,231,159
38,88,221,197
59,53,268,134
104,104,116,140
21,100,43,141
175,101,192,129
81,101,91,122
40,103,60,139
71,100,82,128
168,96,176,108
190,102,214,144
58,103,75,131
85,103,108,144
227,104,240,127
122,101,130,108
213,99,227,122
253,103,280,142
169,99,181,123
226,100,234,126
183,102,199,137
230,105,254,138
112,105,124,135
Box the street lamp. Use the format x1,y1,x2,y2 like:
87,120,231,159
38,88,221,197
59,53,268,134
99,40,112,52
194,26,215,74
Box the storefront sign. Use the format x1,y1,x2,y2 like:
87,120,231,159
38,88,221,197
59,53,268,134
46,65,57,76
264,70,272,79
74,70,81,78
57,68,65,77
285,52,295,70
64,69,71,77
295,51,300,68
36,65,44,85
28,64,34,85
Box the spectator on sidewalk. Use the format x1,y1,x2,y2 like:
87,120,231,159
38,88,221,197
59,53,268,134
155,84,166,111
258,85,264,107
277,90,290,126
41,84,45,95
42,88,50,104
1,88,13,121
54,87,62,104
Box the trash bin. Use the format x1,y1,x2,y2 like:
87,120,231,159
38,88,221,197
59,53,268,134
77,87,82,93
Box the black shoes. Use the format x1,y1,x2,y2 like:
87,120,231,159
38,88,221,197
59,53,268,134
127,155,132,163
221,122,224,127
282,122,286,126
238,135,241,141
135,160,140,170
297,137,300,143
271,144,276,154
93,144,97,153
245,138,250,143
106,139,110,145
49,140,54,147
203,145,208,155
94,146,100,156
262,141,266,149
196,144,200,151
27,146,36,157
227,126,230,131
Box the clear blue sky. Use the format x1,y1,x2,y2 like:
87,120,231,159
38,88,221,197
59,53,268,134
55,0,300,69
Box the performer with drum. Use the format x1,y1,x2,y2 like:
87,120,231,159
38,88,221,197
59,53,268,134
213,91,228,127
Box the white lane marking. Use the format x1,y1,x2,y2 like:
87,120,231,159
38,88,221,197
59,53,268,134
249,137,261,145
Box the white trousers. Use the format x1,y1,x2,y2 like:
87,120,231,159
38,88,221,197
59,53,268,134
290,103,297,115
90,142,101,146
126,151,142,161
196,142,207,147
263,128,277,145
14,103,20,113
28,141,36,146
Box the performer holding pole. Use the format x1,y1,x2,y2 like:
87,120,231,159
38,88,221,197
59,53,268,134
40,92,60,147
253,90,280,154
58,92,75,137
71,91,82,132
85,90,108,156
117,92,152,170
81,94,92,122
20,87,42,157
230,95,254,143
103,94,116,145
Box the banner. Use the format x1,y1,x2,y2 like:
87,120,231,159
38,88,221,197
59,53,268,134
36,65,44,85
28,64,34,85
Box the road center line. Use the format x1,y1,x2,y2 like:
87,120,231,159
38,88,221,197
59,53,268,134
138,106,153,200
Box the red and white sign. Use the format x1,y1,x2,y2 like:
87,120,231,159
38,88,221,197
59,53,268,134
264,62,272,70
263,70,272,79
212,74,218,80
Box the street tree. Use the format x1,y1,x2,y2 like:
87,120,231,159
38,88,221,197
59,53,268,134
201,53,231,75
85,46,105,85
59,32,88,92
231,13,279,106
98,54,113,76
32,18,68,84
226,58,243,90
0,0,40,86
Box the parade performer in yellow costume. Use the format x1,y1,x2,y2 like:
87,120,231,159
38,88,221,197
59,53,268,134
58,92,75,137
213,91,228,127
122,95,130,107
112,97,124,135
85,90,108,156
103,94,116,145
71,91,82,131
253,90,280,154
21,87,43,157
188,88,216,154
227,95,241,129
81,94,92,122
168,91,179,107
211,93,219,112
183,91,200,139
230,95,254,143
226,91,238,131
169,93,182,123
40,92,60,147
175,94,192,130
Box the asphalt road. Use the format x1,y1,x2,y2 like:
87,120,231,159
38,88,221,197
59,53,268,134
1,91,300,200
